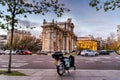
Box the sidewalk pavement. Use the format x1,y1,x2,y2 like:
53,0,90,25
0,69,120,80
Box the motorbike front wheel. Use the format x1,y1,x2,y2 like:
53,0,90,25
57,63,65,76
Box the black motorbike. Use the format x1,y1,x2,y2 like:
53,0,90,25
52,51,76,76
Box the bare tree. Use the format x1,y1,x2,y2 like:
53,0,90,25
105,33,119,52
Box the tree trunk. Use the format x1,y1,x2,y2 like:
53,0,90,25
8,14,15,73
8,28,14,73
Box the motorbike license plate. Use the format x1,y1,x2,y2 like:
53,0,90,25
55,60,60,65
55,60,58,65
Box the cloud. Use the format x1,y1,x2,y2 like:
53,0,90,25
30,29,42,38
73,17,117,39
0,29,7,35
18,19,41,28
58,0,119,39
17,19,42,37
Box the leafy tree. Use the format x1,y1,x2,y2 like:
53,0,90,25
89,0,120,11
0,0,69,73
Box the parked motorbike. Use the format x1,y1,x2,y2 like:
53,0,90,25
52,51,76,76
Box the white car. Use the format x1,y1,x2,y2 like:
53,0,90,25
81,50,98,56
5,50,16,55
0,50,5,55
117,50,120,55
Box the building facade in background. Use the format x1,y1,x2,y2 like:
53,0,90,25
7,29,42,51
95,37,106,50
77,35,100,50
0,35,7,49
41,18,77,53
7,29,31,42
7,29,31,49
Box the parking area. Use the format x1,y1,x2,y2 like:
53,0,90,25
0,54,120,69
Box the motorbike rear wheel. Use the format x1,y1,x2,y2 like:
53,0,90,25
57,63,65,76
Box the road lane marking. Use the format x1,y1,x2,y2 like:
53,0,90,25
16,61,26,62
0,60,8,62
1,63,29,67
85,61,95,63
1,65,7,67
117,61,120,63
32,61,43,63
49,61,54,63
104,57,111,59
115,57,120,59
101,61,111,63
87,58,99,61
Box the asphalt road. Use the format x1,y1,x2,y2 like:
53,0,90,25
0,54,120,70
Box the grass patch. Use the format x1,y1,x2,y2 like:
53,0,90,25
0,70,26,76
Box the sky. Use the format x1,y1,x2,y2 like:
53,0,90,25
0,0,120,39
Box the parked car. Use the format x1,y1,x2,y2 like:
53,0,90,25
77,50,81,55
22,50,32,55
4,50,16,55
0,50,5,55
99,50,110,55
81,50,98,56
107,50,115,54
117,50,120,55
37,51,47,55
93,50,99,55
16,50,24,55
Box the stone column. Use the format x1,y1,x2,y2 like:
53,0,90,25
49,30,51,52
42,32,45,51
71,36,73,51
62,33,65,52
66,36,68,53
56,29,58,51
70,35,72,52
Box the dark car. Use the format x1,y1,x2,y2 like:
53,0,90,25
107,50,115,54
16,50,24,55
77,50,81,55
99,50,110,55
